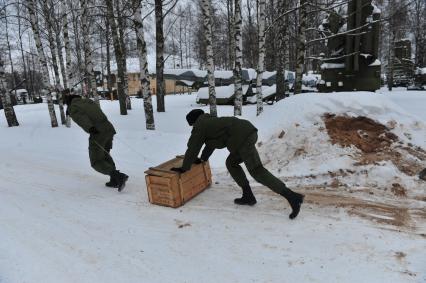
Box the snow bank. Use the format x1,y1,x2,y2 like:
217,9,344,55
242,91,426,198
0,89,425,283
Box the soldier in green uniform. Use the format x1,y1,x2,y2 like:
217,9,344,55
172,109,304,219
63,92,128,191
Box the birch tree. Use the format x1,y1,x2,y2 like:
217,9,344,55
0,56,19,127
4,7,17,103
105,14,113,94
69,0,84,82
63,0,72,87
233,0,243,116
115,0,131,110
42,0,66,124
227,0,235,69
294,0,307,94
155,0,166,112
16,1,30,97
26,0,58,127
62,0,72,127
53,1,67,89
256,0,266,116
275,0,287,101
202,0,217,117
132,0,155,130
80,0,99,105
106,0,127,115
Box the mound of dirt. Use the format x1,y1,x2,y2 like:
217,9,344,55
323,114,425,177
323,114,398,153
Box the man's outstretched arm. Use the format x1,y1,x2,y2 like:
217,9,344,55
180,128,205,171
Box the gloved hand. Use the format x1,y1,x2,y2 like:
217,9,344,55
193,158,204,164
89,127,99,134
171,167,187,173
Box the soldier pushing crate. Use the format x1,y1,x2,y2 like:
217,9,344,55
172,109,304,219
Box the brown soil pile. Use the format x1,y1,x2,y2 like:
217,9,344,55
391,183,407,197
323,114,425,176
323,114,398,153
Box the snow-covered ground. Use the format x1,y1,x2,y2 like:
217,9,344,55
0,88,425,283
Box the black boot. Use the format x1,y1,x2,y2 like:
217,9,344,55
111,170,129,192
287,192,304,219
105,175,118,188
234,185,257,206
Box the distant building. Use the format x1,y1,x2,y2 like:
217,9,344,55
102,57,297,97
105,57,199,96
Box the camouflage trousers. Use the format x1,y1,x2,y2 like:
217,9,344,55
88,133,116,175
226,132,292,198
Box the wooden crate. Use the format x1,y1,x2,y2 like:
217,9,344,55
145,156,212,208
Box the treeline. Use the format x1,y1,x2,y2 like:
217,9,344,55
1,0,425,128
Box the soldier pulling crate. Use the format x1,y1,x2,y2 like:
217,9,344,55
171,109,304,219
64,93,129,192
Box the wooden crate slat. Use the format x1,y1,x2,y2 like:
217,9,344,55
148,175,172,186
145,157,212,208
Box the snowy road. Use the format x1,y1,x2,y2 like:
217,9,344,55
1,92,425,283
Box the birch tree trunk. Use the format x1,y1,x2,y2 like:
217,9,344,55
69,0,83,87
106,0,127,115
294,0,307,94
5,10,18,104
27,0,58,127
284,13,290,98
62,0,72,127
256,0,266,116
116,0,131,110
202,0,217,117
105,15,112,95
132,0,155,130
43,1,66,125
227,0,235,69
54,13,67,89
0,57,19,127
233,0,243,116
17,2,30,98
155,0,166,112
80,0,100,105
275,0,287,101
